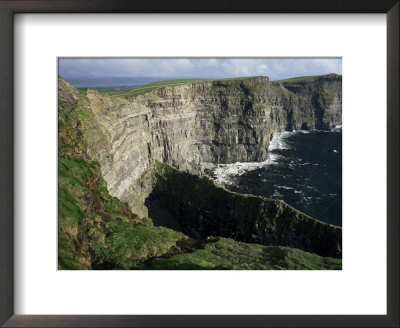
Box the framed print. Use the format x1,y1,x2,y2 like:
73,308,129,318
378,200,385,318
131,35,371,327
0,1,398,327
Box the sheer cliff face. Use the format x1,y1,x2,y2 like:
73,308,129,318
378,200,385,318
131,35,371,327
59,75,342,216
270,74,342,131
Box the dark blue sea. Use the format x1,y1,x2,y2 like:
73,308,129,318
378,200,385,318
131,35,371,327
210,128,342,227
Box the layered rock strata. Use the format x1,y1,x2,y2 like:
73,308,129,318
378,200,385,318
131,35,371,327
58,75,342,218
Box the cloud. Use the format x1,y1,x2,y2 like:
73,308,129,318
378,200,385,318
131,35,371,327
59,58,341,81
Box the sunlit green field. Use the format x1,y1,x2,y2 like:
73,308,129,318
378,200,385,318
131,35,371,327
100,76,263,98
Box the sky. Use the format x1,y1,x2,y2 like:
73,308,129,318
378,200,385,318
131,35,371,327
59,58,342,82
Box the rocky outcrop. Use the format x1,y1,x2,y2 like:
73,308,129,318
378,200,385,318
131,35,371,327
154,161,342,258
58,75,342,217
58,78,79,112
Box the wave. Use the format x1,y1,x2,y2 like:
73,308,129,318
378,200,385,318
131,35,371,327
211,131,292,185
276,185,294,190
268,131,292,150
331,125,342,132
212,157,277,186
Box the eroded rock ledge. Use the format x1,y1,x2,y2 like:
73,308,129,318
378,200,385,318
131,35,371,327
153,161,341,258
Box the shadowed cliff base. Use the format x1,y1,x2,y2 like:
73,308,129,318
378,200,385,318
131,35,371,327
145,196,186,234
152,161,342,259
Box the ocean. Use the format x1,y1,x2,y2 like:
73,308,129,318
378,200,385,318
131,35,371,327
209,128,342,227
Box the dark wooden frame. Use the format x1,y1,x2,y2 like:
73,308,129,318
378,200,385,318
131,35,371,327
0,1,398,327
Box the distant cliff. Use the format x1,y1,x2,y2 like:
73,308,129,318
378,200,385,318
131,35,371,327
270,74,342,131
58,74,341,217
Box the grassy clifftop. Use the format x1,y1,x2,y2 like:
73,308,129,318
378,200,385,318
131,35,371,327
272,73,341,83
100,76,265,98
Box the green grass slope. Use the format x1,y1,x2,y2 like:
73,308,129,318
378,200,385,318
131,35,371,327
145,237,341,270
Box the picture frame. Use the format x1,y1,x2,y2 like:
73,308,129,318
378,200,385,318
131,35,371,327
0,0,398,327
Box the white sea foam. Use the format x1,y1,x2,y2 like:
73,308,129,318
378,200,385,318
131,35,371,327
268,131,292,150
272,190,283,198
331,124,342,132
276,185,295,190
211,131,301,185
212,157,276,185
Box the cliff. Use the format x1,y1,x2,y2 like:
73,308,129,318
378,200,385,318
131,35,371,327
270,73,342,130
154,161,341,258
60,74,341,217
57,75,342,267
58,90,341,269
